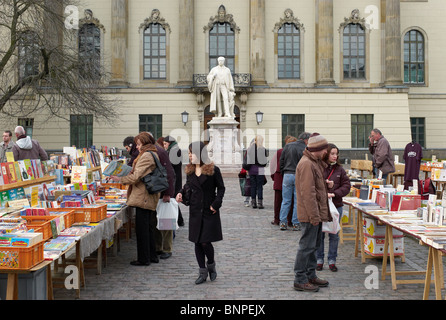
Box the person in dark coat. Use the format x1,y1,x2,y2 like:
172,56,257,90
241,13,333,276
176,141,225,285
316,143,351,272
123,136,139,167
163,136,184,226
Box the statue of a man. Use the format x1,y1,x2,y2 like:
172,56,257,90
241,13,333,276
207,56,236,118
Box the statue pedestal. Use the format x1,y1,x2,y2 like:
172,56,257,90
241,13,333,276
207,117,242,174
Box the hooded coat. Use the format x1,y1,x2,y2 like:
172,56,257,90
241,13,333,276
180,163,225,243
12,136,48,161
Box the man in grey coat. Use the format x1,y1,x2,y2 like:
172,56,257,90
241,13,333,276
369,128,395,183
12,126,48,161
0,130,15,163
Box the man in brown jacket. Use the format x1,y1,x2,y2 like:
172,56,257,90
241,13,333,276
293,133,332,292
12,126,48,161
369,128,395,183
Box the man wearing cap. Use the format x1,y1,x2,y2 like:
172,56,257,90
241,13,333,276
293,133,332,292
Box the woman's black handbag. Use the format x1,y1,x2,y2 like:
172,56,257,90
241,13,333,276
141,151,169,194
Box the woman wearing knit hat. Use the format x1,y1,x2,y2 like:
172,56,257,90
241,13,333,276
293,133,332,292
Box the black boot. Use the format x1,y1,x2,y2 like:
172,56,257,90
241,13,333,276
251,198,257,209
195,268,208,285
207,262,217,281
258,199,264,209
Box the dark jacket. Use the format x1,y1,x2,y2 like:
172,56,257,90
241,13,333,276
280,140,306,175
167,141,182,194
270,148,283,191
295,149,331,225
13,136,48,161
180,163,225,243
245,144,268,176
369,136,395,175
155,145,176,198
127,144,139,167
324,163,351,208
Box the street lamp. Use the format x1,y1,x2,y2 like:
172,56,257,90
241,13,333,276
181,110,189,126
255,110,264,125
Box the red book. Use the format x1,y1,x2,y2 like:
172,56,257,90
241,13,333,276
1,163,10,184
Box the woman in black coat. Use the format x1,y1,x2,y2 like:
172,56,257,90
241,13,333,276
176,141,225,284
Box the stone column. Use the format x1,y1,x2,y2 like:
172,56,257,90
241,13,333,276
177,0,194,86
110,0,129,87
249,0,267,86
315,0,335,86
384,0,403,86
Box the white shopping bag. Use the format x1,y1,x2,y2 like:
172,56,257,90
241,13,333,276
322,198,341,234
156,198,179,230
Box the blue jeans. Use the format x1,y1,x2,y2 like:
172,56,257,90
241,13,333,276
294,222,322,284
317,206,342,265
250,175,264,200
279,174,298,225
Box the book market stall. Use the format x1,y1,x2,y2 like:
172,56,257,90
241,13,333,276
342,162,446,300
0,146,131,300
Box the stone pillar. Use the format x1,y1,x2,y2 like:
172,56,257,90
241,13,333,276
110,0,129,87
315,0,335,86
384,0,403,86
177,0,194,86
249,0,267,86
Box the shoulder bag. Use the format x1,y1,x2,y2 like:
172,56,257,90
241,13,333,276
141,151,169,194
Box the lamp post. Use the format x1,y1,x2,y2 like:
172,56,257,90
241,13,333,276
181,110,189,126
255,110,264,125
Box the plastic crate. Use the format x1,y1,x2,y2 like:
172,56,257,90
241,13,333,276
101,183,128,190
22,216,55,241
51,204,107,223
47,210,75,229
0,241,44,270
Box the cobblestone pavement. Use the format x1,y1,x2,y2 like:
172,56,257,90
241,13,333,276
53,176,444,302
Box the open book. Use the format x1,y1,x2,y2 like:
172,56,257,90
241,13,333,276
102,160,132,177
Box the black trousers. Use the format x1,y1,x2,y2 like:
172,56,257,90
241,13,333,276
135,207,157,263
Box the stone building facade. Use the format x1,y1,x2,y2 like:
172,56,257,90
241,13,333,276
2,0,445,160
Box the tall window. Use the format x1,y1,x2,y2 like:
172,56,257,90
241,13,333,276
278,23,300,79
411,117,425,148
18,118,34,138
209,23,235,73
404,30,425,84
18,31,40,80
351,114,373,148
139,114,162,139
78,23,101,79
282,114,305,146
143,23,166,79
70,115,93,148
343,24,365,79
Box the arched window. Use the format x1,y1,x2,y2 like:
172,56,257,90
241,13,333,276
343,23,365,79
18,31,40,80
209,22,235,73
143,23,167,79
278,23,300,79
78,23,101,79
404,30,425,84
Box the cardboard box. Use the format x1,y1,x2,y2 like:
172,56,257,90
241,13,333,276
363,217,403,237
364,234,404,257
390,194,421,211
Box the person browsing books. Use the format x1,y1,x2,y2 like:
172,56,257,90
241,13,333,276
110,132,160,266
12,126,48,161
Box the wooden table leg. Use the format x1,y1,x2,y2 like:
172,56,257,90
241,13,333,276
47,264,53,300
423,247,434,300
387,226,398,290
432,248,443,300
382,225,390,281
6,273,18,300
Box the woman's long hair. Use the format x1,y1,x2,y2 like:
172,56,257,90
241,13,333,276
189,141,210,166
323,143,341,165
132,132,157,167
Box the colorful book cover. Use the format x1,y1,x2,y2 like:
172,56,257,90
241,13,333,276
0,191,10,207
16,187,25,200
0,166,4,185
1,163,9,184
36,159,44,178
8,189,17,201
46,160,56,176
13,162,22,182
23,159,34,180
71,166,87,183
17,160,30,181
6,162,17,183
41,161,49,176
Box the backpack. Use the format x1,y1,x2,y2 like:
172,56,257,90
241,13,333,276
419,178,436,200
141,151,169,194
